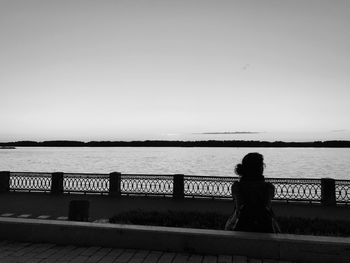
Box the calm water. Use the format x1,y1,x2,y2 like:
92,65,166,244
0,147,349,179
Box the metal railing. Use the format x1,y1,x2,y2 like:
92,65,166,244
63,173,109,194
335,180,350,204
184,175,237,199
1,171,349,205
266,178,322,202
10,172,51,193
121,174,173,196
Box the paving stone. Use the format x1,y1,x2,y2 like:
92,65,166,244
22,257,43,263
1,241,30,252
0,255,18,262
69,255,90,263
187,254,204,263
40,245,77,263
12,244,39,257
132,249,149,259
98,248,124,263
218,255,232,263
143,251,163,263
80,246,101,256
114,249,136,263
21,245,55,260
0,251,15,260
33,246,61,259
128,256,146,263
85,247,113,262
128,250,151,263
172,253,190,263
232,256,248,263
56,247,89,262
203,255,218,263
157,252,176,263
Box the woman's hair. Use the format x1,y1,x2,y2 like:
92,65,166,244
235,152,265,180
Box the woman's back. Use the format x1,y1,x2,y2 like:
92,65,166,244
232,180,275,233
233,180,274,208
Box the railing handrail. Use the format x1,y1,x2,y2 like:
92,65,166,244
8,171,349,182
1,171,349,205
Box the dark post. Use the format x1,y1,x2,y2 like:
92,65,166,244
68,200,90,222
321,178,336,206
173,174,184,200
0,171,10,193
109,172,121,197
51,172,64,195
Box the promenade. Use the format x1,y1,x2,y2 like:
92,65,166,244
0,214,295,263
0,172,349,262
0,216,349,263
0,240,291,263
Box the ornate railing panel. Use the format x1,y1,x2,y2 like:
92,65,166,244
121,174,173,196
6,172,349,204
335,180,350,204
10,172,51,192
184,175,237,198
267,178,322,202
63,173,109,194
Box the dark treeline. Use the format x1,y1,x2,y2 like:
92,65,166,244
1,140,350,147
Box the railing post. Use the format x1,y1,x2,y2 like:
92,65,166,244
51,172,64,195
321,178,336,206
109,172,121,197
173,174,184,200
0,171,10,193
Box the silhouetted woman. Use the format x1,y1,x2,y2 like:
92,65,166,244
225,152,280,233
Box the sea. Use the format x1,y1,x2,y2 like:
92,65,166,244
0,147,349,180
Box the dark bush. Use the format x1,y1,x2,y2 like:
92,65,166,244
110,210,350,237
110,210,228,229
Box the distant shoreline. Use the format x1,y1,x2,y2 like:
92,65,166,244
1,140,350,148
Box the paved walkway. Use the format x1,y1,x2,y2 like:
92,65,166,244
0,240,294,263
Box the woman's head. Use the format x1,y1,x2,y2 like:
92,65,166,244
235,152,265,180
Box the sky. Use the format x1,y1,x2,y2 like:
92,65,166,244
1,0,350,142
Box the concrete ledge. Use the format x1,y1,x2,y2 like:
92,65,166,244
0,218,349,263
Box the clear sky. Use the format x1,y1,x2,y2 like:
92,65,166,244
1,0,350,142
